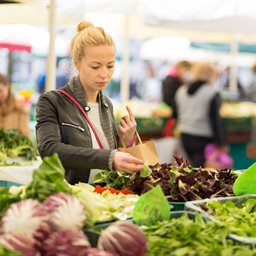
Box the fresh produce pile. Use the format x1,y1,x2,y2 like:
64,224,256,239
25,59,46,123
0,128,38,165
196,197,256,238
143,212,256,256
1,152,255,255
94,157,237,202
0,154,142,255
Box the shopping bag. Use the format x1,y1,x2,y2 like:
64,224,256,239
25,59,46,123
119,131,159,165
204,144,233,169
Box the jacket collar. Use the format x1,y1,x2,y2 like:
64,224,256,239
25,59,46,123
67,76,108,109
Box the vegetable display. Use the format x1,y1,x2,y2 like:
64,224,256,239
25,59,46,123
198,197,256,238
143,213,256,256
1,153,254,255
93,185,132,195
25,153,72,202
94,157,237,202
0,128,38,165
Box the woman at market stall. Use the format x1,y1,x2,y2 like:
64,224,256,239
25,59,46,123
0,73,30,137
36,21,144,184
173,62,229,168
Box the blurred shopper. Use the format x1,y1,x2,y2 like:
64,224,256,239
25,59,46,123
36,21,144,185
220,66,245,99
245,63,256,100
36,59,71,94
162,60,192,137
173,62,228,167
141,62,162,102
56,58,71,89
0,73,30,137
162,60,192,111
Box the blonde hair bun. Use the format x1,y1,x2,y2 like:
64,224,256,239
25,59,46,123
76,21,94,32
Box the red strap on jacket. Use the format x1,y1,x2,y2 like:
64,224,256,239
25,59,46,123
58,89,104,149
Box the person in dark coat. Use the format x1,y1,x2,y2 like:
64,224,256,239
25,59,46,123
36,21,144,184
162,60,191,137
162,60,192,111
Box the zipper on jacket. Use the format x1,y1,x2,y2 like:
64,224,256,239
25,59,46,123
61,122,85,132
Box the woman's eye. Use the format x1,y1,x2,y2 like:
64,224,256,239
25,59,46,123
108,66,114,69
91,66,99,69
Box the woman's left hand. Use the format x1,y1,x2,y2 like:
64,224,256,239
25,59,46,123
118,105,136,147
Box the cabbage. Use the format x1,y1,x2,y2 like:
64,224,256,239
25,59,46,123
43,230,90,256
98,221,147,256
43,192,86,231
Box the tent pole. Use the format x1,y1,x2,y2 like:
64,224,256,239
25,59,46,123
120,16,130,102
229,35,238,93
46,0,56,91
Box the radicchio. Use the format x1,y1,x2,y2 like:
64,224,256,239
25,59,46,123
44,229,90,256
0,233,40,256
98,221,147,256
1,199,49,239
43,192,86,231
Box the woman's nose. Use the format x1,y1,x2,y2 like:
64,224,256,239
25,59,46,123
99,67,108,78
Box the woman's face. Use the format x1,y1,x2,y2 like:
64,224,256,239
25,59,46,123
76,45,116,94
0,83,9,105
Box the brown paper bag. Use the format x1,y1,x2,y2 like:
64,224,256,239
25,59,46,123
119,131,159,165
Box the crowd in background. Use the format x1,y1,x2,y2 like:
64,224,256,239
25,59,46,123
1,52,256,169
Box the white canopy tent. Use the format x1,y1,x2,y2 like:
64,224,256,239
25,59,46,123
1,0,256,97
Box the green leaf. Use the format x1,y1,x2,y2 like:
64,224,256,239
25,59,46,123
140,163,152,178
25,153,71,201
233,163,256,195
133,185,170,226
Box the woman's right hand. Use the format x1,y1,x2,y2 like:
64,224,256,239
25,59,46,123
112,151,144,174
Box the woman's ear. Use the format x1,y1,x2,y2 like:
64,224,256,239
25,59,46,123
74,60,80,70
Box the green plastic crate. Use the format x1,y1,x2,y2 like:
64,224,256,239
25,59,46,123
136,117,168,134
170,201,185,211
0,181,21,187
223,117,252,133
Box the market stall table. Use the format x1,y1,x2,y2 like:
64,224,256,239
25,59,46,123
0,157,41,186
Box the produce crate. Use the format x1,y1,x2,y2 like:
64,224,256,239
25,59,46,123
84,228,101,247
169,210,204,220
170,201,185,211
135,117,168,134
185,194,256,246
0,181,21,187
223,116,252,133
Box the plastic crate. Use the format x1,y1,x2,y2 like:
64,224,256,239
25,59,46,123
223,117,252,133
84,228,101,247
185,194,256,246
136,117,167,134
170,201,185,211
0,181,21,187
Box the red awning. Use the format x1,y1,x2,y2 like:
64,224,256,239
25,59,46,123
0,42,31,53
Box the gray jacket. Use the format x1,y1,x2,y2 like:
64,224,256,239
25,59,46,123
36,76,119,184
